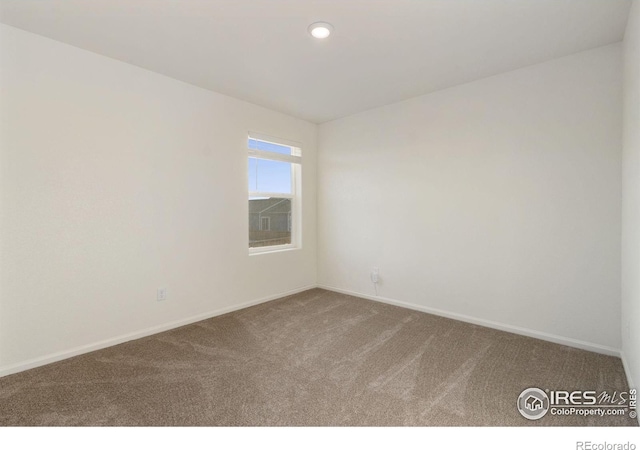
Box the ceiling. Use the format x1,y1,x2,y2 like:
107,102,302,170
0,0,632,123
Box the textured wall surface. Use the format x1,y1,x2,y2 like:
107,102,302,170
622,0,640,390
0,24,317,373
318,45,623,351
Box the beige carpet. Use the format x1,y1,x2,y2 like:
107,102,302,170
0,288,636,426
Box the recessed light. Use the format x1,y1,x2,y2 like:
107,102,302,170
308,22,333,39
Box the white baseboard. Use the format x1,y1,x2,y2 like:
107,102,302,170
0,285,315,378
317,284,621,357
0,283,625,379
621,351,636,389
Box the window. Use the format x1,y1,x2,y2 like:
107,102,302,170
248,133,301,252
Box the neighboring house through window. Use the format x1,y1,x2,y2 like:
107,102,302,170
248,133,301,252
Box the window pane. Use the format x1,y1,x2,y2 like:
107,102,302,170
248,138,292,155
249,197,291,248
248,157,292,194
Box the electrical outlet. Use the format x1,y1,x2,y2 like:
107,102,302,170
157,288,167,302
371,267,379,283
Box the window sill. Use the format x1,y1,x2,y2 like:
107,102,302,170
249,245,300,256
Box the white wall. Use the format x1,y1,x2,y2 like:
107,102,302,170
318,44,623,352
0,24,317,374
622,0,640,390
0,20,630,377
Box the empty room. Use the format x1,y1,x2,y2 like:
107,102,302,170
1,0,639,442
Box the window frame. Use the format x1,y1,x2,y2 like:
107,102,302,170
248,132,302,255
